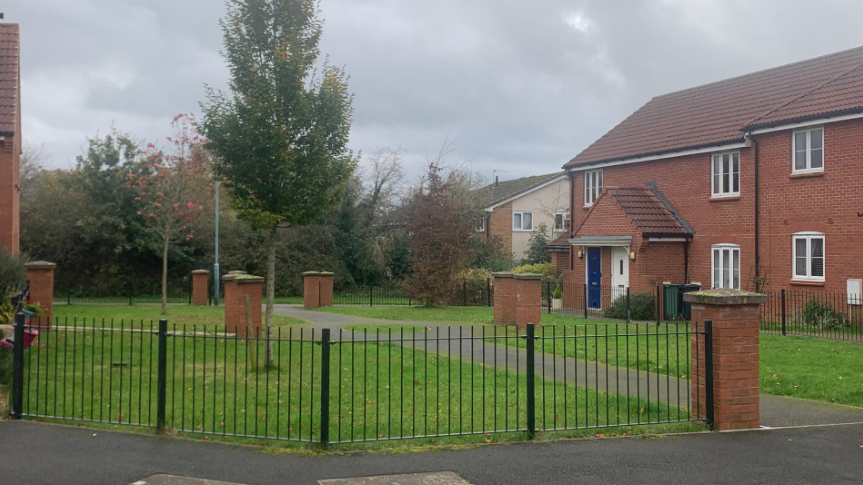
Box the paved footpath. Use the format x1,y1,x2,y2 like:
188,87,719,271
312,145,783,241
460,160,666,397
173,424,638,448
2,419,863,484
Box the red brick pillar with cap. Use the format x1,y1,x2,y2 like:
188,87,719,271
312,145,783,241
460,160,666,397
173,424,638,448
319,272,334,307
684,288,766,431
493,272,516,325
515,273,542,328
235,275,264,337
222,271,246,334
304,272,321,309
191,270,209,306
25,261,56,328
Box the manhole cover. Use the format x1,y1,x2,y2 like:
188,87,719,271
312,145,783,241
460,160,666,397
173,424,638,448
131,475,248,485
319,471,471,485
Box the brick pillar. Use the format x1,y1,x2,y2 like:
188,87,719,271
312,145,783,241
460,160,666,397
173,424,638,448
319,272,334,307
562,269,578,309
304,271,321,309
235,276,264,337
684,289,766,431
25,261,56,328
222,270,246,334
515,274,542,328
191,270,209,306
493,272,516,325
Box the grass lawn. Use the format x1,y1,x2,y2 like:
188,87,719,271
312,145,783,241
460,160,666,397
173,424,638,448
760,334,863,407
19,325,697,449
345,324,429,334
51,305,307,330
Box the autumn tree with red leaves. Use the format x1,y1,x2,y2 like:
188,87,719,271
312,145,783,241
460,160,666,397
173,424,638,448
131,114,211,315
404,162,473,306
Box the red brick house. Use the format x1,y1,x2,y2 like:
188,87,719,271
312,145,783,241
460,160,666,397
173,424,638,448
0,22,20,255
555,46,863,307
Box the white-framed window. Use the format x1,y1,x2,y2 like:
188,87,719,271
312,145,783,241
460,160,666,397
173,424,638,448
792,127,824,174
712,244,740,290
584,170,603,206
474,217,485,233
513,212,533,231
711,151,740,197
793,232,825,282
554,213,571,232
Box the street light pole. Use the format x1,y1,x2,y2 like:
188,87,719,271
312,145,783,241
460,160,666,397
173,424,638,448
213,180,221,305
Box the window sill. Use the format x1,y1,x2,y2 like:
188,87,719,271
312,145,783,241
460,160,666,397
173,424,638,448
512,229,534,233
790,279,825,287
790,171,824,179
709,195,740,202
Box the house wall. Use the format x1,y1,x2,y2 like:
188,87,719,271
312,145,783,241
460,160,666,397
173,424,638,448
487,202,513,255
567,116,863,297
0,133,20,255
509,178,570,261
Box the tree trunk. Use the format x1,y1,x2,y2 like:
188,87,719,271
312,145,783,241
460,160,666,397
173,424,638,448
161,234,170,316
265,228,277,365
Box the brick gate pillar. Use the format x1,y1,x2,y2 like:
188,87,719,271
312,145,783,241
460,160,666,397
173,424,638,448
684,289,767,431
303,271,321,309
25,261,56,327
235,275,264,337
493,272,516,325
191,270,209,306
222,270,246,334
319,272,334,307
515,273,542,328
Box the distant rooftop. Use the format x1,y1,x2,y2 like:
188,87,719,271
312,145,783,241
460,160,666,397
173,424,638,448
474,172,565,209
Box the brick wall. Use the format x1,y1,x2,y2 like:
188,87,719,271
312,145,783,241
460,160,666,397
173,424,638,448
551,250,570,275
0,134,20,255
488,203,513,257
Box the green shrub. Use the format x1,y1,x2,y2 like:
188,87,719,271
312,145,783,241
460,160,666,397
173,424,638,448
0,249,27,300
0,300,13,326
604,293,655,321
800,300,848,330
552,285,562,299
458,268,492,285
0,328,9,387
511,262,554,277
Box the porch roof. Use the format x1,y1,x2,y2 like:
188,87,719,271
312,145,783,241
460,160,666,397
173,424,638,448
573,185,694,241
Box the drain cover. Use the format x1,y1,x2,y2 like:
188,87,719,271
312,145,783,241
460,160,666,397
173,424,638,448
318,471,471,485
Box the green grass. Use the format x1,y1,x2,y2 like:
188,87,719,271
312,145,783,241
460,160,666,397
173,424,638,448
345,325,429,334
51,305,307,330
317,306,498,323
760,334,863,407
19,326,696,448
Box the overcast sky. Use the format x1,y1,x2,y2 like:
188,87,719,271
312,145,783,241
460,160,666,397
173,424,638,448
13,0,863,182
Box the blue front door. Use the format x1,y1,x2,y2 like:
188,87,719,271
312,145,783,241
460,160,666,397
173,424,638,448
588,247,602,309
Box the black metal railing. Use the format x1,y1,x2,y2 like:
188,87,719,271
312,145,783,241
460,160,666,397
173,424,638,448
761,289,863,342
332,279,494,308
61,278,193,306
11,315,706,444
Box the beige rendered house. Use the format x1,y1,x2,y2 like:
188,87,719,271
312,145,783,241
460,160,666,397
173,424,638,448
474,172,570,262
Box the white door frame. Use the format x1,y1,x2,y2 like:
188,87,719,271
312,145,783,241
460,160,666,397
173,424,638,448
611,246,630,291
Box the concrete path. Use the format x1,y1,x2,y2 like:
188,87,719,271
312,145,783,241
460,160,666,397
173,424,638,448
2,420,863,485
273,306,690,408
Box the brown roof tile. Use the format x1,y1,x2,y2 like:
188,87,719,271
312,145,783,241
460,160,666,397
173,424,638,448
610,187,692,236
566,46,863,167
0,23,19,135
547,234,570,249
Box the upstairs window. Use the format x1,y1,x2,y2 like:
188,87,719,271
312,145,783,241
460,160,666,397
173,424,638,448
513,212,533,231
711,152,740,197
475,217,485,233
793,232,825,282
712,244,740,290
554,213,571,232
584,170,603,206
792,128,824,173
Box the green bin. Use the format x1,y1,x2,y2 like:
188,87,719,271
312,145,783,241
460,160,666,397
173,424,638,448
663,284,683,320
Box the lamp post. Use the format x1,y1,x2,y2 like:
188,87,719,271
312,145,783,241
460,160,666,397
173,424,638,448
213,180,221,305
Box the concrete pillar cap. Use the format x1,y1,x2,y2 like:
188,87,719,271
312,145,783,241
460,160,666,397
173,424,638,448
319,271,334,277
191,269,209,275
235,275,264,284
303,271,322,276
514,273,543,280
683,288,767,305
492,272,515,278
25,261,57,269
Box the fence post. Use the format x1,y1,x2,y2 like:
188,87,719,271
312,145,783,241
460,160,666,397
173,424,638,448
369,286,373,307
463,280,467,306
128,280,134,306
188,274,192,305
626,287,631,323
703,320,714,430
10,312,26,419
525,323,536,439
156,318,168,431
320,329,331,447
487,278,492,307
583,284,588,319
780,289,787,336
656,286,661,325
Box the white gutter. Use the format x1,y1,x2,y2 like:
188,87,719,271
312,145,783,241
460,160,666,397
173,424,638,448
745,111,863,135
566,140,750,172
484,174,568,211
